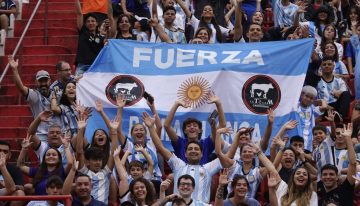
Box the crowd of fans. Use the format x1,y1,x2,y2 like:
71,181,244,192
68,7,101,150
0,0,360,205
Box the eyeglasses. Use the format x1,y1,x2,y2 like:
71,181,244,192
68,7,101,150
179,182,193,187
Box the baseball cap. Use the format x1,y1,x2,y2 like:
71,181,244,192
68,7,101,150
36,70,50,80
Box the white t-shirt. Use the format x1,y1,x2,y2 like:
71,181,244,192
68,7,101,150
276,180,318,206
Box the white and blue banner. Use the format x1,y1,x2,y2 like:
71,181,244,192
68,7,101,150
77,39,314,150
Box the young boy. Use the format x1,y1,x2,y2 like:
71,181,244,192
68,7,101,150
27,175,64,206
296,85,327,151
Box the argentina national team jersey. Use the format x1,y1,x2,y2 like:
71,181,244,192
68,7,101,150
78,165,112,204
168,154,222,203
313,137,349,180
296,103,322,151
273,0,298,27
123,137,162,181
227,160,262,198
316,77,348,104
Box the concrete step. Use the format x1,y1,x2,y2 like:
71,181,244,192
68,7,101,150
22,10,77,20
14,19,77,32
0,127,28,139
18,54,76,65
0,74,57,84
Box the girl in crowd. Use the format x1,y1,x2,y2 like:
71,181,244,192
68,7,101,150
214,169,261,206
320,41,350,79
175,0,232,43
51,81,78,136
193,27,211,44
215,127,278,198
318,24,343,60
115,14,137,40
268,166,318,206
17,135,72,195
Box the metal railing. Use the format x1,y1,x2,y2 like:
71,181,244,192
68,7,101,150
0,195,72,205
0,0,44,87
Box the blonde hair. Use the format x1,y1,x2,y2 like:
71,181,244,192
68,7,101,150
280,166,314,206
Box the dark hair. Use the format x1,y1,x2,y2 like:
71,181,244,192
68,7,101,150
55,61,67,72
321,24,337,42
283,147,297,155
90,129,110,167
116,14,134,39
314,6,332,36
33,148,63,188
129,160,145,172
247,22,263,34
129,177,156,205
230,175,250,194
335,123,344,129
321,55,336,63
198,4,223,43
59,81,77,106
347,7,360,30
177,174,195,188
0,140,10,150
84,13,98,23
46,175,64,188
321,164,338,174
76,173,92,182
163,6,176,14
194,27,212,43
182,118,202,139
290,135,304,144
186,140,203,152
85,147,104,161
321,41,339,62
172,197,187,205
312,124,327,135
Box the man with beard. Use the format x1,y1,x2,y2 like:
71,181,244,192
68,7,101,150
8,56,61,142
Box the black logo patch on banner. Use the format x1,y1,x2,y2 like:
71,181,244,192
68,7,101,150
242,75,281,114
105,75,145,106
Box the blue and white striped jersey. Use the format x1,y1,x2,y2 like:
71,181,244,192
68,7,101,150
167,154,222,203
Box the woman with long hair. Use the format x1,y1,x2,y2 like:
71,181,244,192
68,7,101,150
193,27,212,44
318,24,343,60
320,41,350,79
268,166,318,206
51,81,79,137
175,0,232,43
17,135,72,195
214,169,260,206
115,14,137,40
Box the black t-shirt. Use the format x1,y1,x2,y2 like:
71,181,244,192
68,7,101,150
0,164,23,186
317,178,354,206
75,26,105,66
279,167,294,183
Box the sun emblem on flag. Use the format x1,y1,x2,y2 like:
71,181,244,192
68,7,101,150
177,76,211,108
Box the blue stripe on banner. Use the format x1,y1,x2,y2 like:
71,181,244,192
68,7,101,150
88,39,314,76
85,108,298,154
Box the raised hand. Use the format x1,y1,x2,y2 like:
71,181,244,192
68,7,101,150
207,91,220,104
38,110,53,122
109,115,121,130
237,127,254,136
267,172,281,188
273,135,285,149
113,146,121,158
284,120,298,130
325,109,335,122
95,99,103,113
160,179,172,192
116,94,126,109
72,157,79,171
74,100,85,114
76,112,87,129
176,99,190,108
142,112,155,127
134,144,145,153
21,134,33,149
341,123,353,138
248,142,261,154
219,168,230,186
216,127,233,134
296,2,307,13
61,132,71,148
0,153,6,169
267,108,275,124
8,55,19,70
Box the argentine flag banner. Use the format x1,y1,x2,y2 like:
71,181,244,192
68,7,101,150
77,39,314,149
